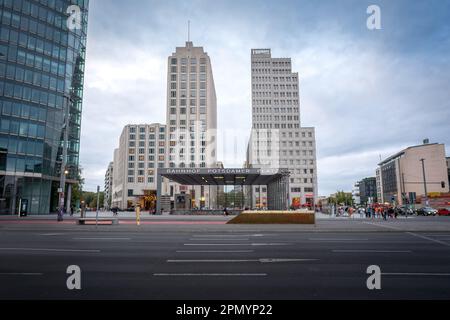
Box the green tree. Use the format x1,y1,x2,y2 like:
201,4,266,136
71,166,84,209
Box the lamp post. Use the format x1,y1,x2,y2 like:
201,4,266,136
420,158,429,206
57,96,71,221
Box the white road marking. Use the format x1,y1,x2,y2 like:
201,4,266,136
191,234,273,237
382,273,450,276
38,233,64,236
176,250,254,253
362,222,402,230
153,273,267,277
183,243,291,246
73,237,130,240
0,273,43,276
188,238,250,241
332,250,412,253
0,247,100,252
309,238,369,241
167,258,317,263
405,232,450,247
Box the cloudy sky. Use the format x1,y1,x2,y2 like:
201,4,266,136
79,0,450,195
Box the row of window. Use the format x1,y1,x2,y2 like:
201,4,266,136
252,99,299,106
0,135,44,157
0,80,65,109
170,89,207,98
1,61,65,92
252,69,293,74
170,81,206,90
170,65,207,73
1,0,88,35
1,23,70,63
253,84,298,90
128,134,165,141
0,118,46,139
1,99,47,122
0,154,43,173
170,57,207,65
254,123,301,129
128,126,165,134
253,92,299,97
252,61,291,67
170,73,207,82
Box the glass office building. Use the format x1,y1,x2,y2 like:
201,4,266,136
0,0,89,214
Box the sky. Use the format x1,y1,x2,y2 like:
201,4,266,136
79,0,450,195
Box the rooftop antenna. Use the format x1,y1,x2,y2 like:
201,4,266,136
188,20,190,42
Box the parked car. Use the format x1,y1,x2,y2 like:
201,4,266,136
396,205,414,215
416,206,438,216
437,207,450,216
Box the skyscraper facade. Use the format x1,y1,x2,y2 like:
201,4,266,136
0,0,89,214
247,49,317,209
165,41,218,208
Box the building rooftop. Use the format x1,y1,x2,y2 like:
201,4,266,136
378,143,440,166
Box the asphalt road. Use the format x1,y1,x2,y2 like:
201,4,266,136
1,217,450,300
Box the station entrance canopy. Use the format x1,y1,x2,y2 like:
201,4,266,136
156,168,290,212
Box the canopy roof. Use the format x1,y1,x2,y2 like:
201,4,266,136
158,168,288,185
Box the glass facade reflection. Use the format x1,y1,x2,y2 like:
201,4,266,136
0,0,89,214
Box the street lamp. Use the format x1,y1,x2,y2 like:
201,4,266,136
420,158,429,206
57,95,71,221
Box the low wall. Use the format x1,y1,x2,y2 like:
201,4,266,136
227,210,315,224
170,209,241,215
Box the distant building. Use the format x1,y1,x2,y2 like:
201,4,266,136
447,157,450,192
359,177,377,205
352,181,361,205
377,141,449,205
111,124,167,210
104,162,113,210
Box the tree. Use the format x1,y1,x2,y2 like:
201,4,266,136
71,166,84,209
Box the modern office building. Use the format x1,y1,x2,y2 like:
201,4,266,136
103,161,113,210
111,123,167,210
0,0,89,214
376,141,449,205
352,181,361,205
164,41,218,209
246,49,317,209
358,177,377,205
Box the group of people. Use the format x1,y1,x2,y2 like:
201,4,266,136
334,205,399,220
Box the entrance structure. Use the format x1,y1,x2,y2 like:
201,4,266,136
156,168,290,213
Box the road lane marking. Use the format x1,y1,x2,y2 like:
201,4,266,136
73,237,130,240
405,232,450,247
382,273,450,276
176,250,254,253
332,250,412,253
309,238,369,241
183,243,291,246
153,273,267,277
38,233,64,236
0,273,43,276
191,234,274,237
0,247,100,252
167,258,318,263
362,222,401,230
188,238,250,241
